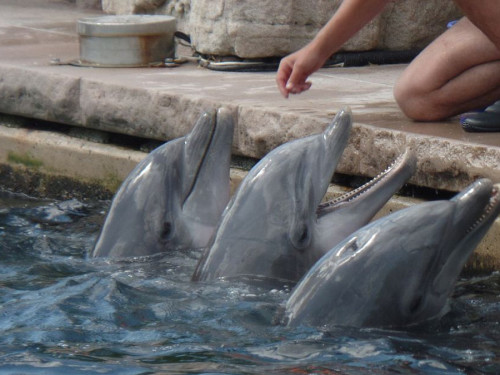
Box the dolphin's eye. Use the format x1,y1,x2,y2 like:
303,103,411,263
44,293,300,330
160,222,173,240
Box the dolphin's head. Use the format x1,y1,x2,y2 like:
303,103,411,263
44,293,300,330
285,179,500,328
192,108,352,282
91,108,234,258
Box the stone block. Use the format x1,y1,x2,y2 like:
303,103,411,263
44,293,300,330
79,79,224,140
103,0,461,58
379,1,462,50
189,0,461,57
76,0,102,9
0,67,81,126
102,0,191,32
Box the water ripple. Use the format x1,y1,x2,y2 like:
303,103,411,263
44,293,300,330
0,194,498,374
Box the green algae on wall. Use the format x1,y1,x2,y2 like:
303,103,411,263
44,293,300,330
0,163,114,200
7,152,43,169
94,171,123,194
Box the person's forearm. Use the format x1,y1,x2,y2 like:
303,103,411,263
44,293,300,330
310,0,393,61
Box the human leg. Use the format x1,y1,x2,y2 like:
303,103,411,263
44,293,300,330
453,0,500,47
394,17,500,121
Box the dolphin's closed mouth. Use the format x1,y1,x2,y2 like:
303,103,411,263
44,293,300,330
182,112,218,205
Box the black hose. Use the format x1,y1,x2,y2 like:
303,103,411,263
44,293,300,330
200,49,421,72
326,49,421,67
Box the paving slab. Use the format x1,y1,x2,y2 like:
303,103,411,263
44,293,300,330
0,0,499,194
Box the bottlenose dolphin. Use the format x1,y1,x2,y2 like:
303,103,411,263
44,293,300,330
284,178,500,329
193,108,416,283
91,108,234,258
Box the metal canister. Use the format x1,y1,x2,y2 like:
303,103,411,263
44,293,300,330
77,15,176,67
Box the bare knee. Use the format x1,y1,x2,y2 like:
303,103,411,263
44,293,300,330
394,78,450,122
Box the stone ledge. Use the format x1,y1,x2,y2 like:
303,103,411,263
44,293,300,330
0,124,143,193
0,63,499,192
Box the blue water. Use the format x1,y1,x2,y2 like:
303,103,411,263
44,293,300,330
0,191,499,375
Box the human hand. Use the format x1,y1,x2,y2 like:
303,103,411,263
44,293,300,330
276,46,325,98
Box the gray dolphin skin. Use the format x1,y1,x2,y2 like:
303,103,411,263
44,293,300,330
192,108,353,282
193,108,415,283
91,108,234,258
284,178,500,329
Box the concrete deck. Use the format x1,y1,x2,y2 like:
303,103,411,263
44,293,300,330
1,0,499,192
0,1,499,270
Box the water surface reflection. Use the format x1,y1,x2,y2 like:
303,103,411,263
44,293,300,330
0,192,498,374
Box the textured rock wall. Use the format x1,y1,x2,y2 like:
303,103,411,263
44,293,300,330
379,1,461,49
102,0,191,31
64,0,102,9
102,0,462,58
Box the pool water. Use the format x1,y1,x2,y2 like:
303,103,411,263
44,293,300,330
0,191,499,374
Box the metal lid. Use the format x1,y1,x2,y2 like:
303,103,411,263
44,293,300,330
77,15,176,37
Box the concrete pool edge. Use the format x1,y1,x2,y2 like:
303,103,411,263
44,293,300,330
0,123,498,274
1,63,499,194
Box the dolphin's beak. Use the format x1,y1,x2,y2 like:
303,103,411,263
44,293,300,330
433,179,500,294
323,107,352,152
450,178,498,234
182,109,217,200
324,107,352,135
181,107,234,222
318,149,416,216
316,107,352,189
